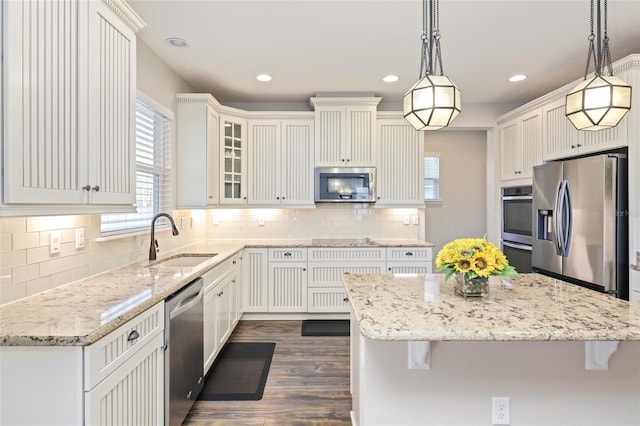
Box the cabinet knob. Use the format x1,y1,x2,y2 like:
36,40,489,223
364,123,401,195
571,145,576,149
303,268,306,271
388,267,392,271
127,330,140,341
343,297,349,302
217,291,224,297
92,185,100,192
82,184,92,191
232,260,237,264
577,143,582,147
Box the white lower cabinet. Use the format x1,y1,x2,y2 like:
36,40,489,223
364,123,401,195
385,247,433,274
0,302,165,426
84,302,165,425
84,332,165,425
202,253,242,373
267,248,308,312
243,248,269,312
307,247,386,313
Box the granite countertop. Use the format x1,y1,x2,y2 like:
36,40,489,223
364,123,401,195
343,273,640,342
0,238,431,347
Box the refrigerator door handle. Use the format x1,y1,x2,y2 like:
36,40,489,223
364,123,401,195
562,179,573,257
553,180,564,256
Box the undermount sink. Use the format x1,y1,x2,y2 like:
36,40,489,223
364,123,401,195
149,253,218,268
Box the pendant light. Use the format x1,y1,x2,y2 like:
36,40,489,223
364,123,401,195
403,0,461,131
565,0,632,131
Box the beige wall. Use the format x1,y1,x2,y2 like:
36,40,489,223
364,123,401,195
424,130,487,253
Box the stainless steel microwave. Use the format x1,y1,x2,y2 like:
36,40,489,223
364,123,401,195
314,167,376,203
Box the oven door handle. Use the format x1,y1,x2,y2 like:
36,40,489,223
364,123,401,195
501,195,533,201
502,241,533,251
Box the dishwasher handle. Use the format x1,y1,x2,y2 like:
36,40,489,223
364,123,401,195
170,289,203,320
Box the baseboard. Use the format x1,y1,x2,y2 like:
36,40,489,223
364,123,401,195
240,312,350,321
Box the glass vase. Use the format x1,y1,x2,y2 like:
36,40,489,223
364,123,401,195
453,273,489,298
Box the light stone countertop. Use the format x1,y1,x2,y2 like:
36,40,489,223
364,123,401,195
343,273,640,341
0,239,431,347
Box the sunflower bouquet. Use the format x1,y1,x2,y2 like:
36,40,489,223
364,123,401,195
435,238,518,281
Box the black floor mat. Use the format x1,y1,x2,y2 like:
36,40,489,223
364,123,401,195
301,319,350,336
198,342,275,401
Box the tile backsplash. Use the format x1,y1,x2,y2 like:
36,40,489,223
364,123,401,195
0,205,422,305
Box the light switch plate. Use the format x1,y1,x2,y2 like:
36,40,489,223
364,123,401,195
50,231,61,254
75,228,85,249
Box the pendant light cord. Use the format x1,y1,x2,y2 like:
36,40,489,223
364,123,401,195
418,0,444,78
602,0,613,76
583,0,614,79
583,0,597,79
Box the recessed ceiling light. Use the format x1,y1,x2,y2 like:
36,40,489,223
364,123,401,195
256,74,272,82
383,75,399,83
509,74,527,82
165,37,190,48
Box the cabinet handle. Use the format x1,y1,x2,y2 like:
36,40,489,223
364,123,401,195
92,185,100,192
217,291,224,297
284,252,292,257
186,391,192,400
405,252,414,257
127,330,140,341
343,297,349,302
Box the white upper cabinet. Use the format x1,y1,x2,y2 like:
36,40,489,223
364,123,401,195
220,114,248,205
310,97,381,167
2,0,144,215
176,94,220,208
499,108,542,180
247,118,314,206
376,117,425,206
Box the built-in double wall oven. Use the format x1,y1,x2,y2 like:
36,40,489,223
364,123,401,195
501,185,533,273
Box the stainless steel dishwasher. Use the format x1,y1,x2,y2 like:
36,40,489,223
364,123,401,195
165,277,204,426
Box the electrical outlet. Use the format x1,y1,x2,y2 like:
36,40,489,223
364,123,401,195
258,217,265,226
403,216,410,225
212,217,219,225
412,215,419,225
492,397,510,425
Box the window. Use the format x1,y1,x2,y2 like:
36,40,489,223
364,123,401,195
424,154,440,201
101,94,173,235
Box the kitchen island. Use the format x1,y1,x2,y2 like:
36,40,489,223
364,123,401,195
344,273,640,426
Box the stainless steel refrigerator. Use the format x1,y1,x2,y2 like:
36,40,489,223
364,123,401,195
532,153,628,299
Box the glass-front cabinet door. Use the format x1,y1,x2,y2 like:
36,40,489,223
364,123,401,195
220,114,247,204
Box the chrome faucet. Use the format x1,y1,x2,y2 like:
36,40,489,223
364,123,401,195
149,213,180,261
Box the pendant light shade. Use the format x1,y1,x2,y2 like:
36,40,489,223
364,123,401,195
565,0,632,131
403,75,461,131
566,75,631,131
403,0,461,131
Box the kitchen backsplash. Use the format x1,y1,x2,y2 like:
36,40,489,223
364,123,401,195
0,205,421,305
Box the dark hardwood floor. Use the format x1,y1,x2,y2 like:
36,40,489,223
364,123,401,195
184,320,352,425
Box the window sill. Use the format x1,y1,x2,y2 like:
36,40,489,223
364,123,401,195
96,226,171,242
424,199,443,207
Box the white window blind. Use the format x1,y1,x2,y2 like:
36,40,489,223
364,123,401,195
101,97,173,235
424,154,440,200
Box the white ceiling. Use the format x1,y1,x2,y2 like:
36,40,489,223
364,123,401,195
128,0,640,111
